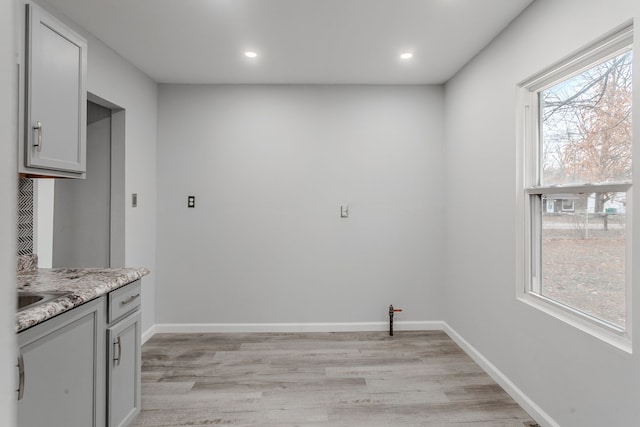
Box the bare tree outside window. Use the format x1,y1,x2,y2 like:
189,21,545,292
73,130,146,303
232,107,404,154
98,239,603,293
541,51,632,187
537,49,632,328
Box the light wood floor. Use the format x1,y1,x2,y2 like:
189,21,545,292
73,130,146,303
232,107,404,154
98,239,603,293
131,331,538,427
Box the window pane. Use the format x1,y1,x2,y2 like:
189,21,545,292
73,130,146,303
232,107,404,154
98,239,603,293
540,192,626,327
540,50,633,186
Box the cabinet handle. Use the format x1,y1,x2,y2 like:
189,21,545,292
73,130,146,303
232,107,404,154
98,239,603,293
120,293,140,306
114,337,122,366
32,122,43,152
17,354,25,401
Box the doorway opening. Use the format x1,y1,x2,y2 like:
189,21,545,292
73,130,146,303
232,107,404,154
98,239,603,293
35,94,125,268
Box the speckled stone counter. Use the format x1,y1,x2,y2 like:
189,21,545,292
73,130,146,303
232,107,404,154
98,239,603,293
17,254,38,274
17,267,149,332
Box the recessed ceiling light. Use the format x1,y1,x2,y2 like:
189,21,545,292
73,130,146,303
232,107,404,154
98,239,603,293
400,52,413,60
244,51,258,58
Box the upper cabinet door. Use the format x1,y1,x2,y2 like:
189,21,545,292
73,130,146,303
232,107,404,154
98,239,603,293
25,3,87,175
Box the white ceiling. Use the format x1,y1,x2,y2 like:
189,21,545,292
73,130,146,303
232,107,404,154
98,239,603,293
43,0,535,85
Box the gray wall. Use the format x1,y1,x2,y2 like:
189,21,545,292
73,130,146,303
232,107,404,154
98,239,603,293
86,37,158,336
444,0,639,425
156,85,445,325
1,0,17,423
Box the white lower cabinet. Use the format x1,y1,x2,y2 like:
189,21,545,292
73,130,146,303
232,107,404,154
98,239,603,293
17,280,142,427
106,279,142,427
107,311,141,427
17,298,106,427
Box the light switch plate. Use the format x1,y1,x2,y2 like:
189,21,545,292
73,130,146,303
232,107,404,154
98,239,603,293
131,193,137,208
340,205,349,218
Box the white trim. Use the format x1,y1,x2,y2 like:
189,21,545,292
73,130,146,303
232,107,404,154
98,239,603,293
520,22,633,92
526,182,632,195
442,323,560,427
151,321,444,334
141,324,157,345
517,294,632,353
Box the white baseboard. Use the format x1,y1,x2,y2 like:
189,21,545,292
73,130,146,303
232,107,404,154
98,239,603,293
152,320,444,334
442,322,558,427
141,324,157,344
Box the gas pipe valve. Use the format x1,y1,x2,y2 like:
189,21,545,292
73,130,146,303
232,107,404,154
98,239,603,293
388,304,403,336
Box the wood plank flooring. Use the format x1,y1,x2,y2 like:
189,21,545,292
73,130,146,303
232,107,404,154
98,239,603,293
131,331,538,427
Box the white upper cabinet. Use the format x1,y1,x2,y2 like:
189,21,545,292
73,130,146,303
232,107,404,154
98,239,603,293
20,2,87,178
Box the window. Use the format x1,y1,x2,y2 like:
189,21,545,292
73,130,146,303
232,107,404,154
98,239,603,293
519,25,633,340
560,199,575,212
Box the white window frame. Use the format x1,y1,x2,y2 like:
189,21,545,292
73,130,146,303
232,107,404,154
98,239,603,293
516,23,633,352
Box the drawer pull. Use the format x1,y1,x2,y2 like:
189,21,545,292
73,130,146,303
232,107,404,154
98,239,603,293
17,354,25,400
120,293,140,306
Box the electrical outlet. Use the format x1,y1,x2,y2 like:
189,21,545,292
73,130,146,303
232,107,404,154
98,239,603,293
188,196,195,208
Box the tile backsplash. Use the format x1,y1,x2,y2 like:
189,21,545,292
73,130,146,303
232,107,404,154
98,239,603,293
17,178,34,256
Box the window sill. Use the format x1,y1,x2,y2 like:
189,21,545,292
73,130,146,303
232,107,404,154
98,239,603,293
517,293,632,354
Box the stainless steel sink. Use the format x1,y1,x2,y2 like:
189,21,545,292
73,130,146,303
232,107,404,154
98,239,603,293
17,291,70,312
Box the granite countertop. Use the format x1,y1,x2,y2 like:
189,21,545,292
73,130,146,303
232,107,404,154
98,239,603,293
17,267,149,332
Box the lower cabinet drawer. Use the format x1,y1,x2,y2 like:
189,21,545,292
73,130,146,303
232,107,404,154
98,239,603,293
108,280,141,323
